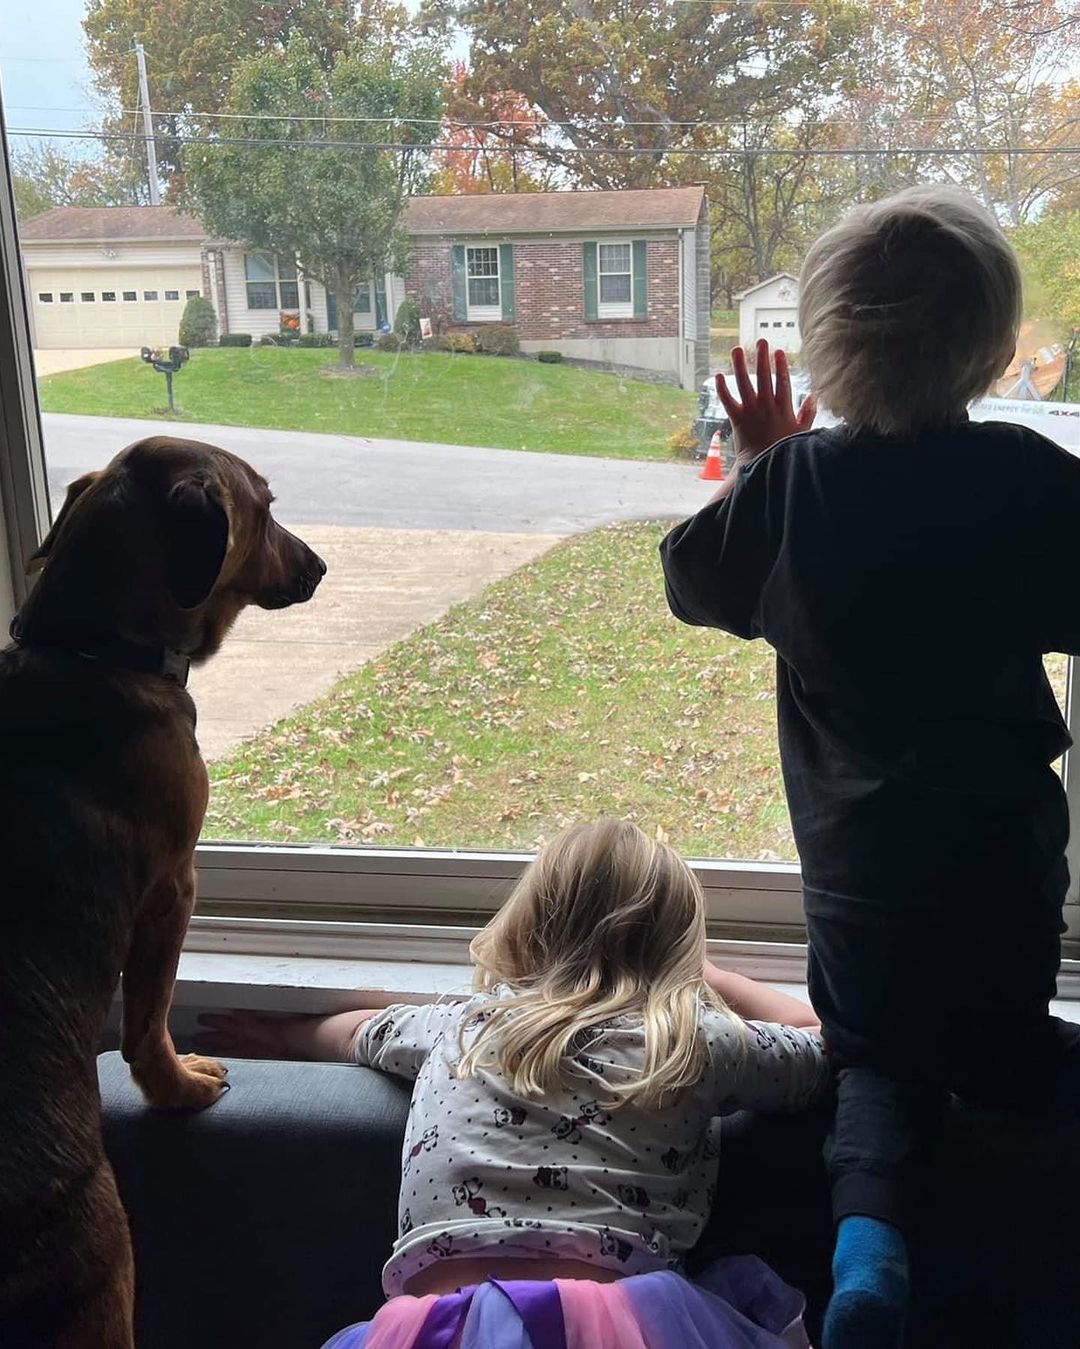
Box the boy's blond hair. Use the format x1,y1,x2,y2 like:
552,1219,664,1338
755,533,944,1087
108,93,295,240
457,819,730,1108
799,186,1022,437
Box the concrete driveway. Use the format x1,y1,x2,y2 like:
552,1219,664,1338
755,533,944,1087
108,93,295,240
34,349,133,377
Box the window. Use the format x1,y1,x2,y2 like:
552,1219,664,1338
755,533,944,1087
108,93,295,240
597,241,633,317
466,246,501,319
5,17,1080,976
102,291,116,302
143,290,158,302
59,292,73,302
37,292,53,303
245,252,298,310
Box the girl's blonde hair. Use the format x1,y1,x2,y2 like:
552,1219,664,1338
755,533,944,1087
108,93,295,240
798,185,1022,437
457,819,728,1108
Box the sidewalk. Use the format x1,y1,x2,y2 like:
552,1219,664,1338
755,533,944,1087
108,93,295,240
190,524,560,760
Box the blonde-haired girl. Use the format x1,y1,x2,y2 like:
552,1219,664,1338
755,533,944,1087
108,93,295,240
201,819,829,1348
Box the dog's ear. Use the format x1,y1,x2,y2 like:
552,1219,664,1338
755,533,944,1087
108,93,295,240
163,474,231,609
26,472,100,574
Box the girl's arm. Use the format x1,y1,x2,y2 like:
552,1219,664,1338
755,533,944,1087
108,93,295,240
705,961,820,1031
197,1008,380,1063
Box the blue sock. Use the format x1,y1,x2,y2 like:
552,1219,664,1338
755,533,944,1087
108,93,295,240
822,1216,909,1349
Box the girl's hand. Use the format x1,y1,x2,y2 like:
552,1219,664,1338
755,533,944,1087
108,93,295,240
717,341,816,463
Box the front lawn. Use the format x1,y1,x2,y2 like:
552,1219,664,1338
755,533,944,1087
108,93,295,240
204,520,797,860
38,347,696,462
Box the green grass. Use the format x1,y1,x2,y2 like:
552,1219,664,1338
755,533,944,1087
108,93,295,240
38,347,696,462
203,520,1069,859
710,308,737,328
204,521,797,861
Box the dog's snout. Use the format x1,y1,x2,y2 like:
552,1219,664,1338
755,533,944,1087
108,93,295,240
313,551,328,578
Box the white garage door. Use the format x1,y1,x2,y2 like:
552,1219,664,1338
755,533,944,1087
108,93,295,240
29,267,204,350
754,307,800,352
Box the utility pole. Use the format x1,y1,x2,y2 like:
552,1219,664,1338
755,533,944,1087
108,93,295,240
134,42,161,206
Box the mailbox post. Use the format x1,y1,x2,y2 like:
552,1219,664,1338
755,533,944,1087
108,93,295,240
140,345,189,413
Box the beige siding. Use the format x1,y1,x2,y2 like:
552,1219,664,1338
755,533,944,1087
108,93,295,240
220,248,284,339
21,241,203,271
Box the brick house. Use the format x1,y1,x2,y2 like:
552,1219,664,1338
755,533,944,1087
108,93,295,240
403,186,711,389
20,187,710,388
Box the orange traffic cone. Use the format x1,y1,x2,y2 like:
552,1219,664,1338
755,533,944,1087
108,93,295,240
700,431,726,482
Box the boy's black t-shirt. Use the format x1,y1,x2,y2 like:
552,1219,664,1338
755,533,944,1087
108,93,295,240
660,420,1080,915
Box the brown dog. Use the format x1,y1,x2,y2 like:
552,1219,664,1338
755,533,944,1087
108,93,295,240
0,436,325,1347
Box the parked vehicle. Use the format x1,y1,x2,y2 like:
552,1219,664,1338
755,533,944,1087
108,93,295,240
695,372,1080,459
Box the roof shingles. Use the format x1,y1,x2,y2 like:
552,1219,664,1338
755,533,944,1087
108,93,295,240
19,205,206,243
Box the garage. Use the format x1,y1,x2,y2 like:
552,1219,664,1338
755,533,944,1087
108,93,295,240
18,205,208,351
29,266,203,350
736,273,802,355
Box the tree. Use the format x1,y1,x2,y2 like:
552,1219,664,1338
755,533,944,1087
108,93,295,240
82,0,372,193
1012,210,1080,335
11,140,136,220
847,0,1080,225
187,37,445,368
432,0,865,190
431,62,555,195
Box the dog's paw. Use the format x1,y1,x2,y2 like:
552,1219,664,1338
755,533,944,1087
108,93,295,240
137,1054,230,1110
179,1053,229,1080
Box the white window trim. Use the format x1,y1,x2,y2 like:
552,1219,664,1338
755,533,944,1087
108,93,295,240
1,113,1079,983
465,245,501,322
596,237,635,319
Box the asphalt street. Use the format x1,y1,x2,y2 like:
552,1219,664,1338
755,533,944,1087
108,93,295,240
42,413,709,534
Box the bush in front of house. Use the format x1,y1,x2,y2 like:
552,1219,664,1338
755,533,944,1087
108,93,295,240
298,332,333,348
436,331,478,354
377,332,403,352
666,424,700,460
178,295,217,348
537,350,563,364
219,333,253,348
354,332,374,348
393,298,422,349
474,323,521,357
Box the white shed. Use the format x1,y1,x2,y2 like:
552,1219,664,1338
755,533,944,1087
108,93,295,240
735,273,801,354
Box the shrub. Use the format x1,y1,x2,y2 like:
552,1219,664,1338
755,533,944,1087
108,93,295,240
178,295,217,348
667,424,700,459
393,297,422,349
219,332,253,348
537,350,563,364
298,332,332,348
258,335,279,347
436,330,477,355
474,323,520,357
354,332,374,348
377,332,403,352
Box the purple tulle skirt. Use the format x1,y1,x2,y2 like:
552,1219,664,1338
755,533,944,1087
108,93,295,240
320,1256,810,1349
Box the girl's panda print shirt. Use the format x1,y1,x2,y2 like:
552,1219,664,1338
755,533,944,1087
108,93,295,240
353,992,828,1295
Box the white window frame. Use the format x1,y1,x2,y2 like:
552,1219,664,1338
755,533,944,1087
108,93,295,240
465,245,501,322
1,113,1077,987
244,252,300,313
596,238,634,319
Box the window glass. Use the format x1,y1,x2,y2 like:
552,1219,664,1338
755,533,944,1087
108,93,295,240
102,291,116,301
466,246,500,309
6,4,1077,869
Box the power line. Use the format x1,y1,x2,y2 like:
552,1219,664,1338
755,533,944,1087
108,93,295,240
9,125,1080,156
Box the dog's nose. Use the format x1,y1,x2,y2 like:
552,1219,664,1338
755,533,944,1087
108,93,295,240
314,552,328,577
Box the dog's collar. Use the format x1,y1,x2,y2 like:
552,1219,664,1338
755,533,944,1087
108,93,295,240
8,616,191,688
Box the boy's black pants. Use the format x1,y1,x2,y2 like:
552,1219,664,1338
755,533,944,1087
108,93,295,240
806,866,1080,1231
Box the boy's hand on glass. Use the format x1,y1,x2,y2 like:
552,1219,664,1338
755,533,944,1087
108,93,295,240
717,341,816,463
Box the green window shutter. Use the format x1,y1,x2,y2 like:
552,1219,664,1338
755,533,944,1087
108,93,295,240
632,240,647,318
499,244,516,321
583,241,598,320
451,245,467,321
